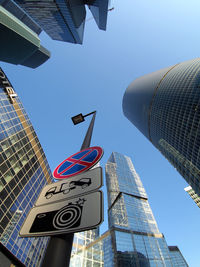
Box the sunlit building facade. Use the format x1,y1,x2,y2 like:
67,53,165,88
123,58,200,198
70,164,100,266
0,68,53,266
184,186,200,208
105,152,173,266
168,246,188,267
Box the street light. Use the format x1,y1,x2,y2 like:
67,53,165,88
71,111,96,150
42,111,97,267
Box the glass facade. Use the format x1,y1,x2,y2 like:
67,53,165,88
0,68,53,266
70,229,102,267
105,152,173,266
0,0,41,34
184,185,200,208
70,153,188,266
168,246,188,267
13,0,109,44
123,58,200,198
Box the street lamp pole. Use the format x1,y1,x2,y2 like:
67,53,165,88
41,111,97,267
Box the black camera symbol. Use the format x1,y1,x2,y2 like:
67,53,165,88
30,201,84,233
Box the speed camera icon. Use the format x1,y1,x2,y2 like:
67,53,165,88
30,199,86,233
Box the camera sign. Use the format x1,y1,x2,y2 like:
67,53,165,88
35,167,103,206
20,191,103,237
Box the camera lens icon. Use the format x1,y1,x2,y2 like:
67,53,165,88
53,204,82,229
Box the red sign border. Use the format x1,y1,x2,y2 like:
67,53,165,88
53,146,103,179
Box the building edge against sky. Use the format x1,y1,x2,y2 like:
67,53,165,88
123,58,200,198
0,67,53,266
13,0,109,44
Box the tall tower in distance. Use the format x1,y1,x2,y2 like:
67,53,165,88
69,152,188,266
123,58,200,198
105,152,179,266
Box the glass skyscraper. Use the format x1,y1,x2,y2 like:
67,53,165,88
13,0,109,44
168,246,188,267
123,58,200,198
70,152,188,266
105,152,173,266
0,68,53,266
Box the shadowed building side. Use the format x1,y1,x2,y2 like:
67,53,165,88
0,6,50,68
13,0,109,44
123,58,200,198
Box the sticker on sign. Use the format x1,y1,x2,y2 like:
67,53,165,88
35,167,103,206
20,191,103,237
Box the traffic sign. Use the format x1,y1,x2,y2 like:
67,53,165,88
20,191,103,237
53,146,103,179
35,167,103,206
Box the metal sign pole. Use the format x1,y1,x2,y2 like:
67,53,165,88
41,111,96,267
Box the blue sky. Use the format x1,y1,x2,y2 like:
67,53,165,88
1,0,200,265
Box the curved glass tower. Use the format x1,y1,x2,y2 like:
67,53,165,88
0,68,53,266
123,58,200,197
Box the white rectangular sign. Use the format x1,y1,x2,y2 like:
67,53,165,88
20,191,103,237
35,167,102,206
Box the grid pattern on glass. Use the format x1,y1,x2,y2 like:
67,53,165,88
106,152,147,201
14,0,85,43
106,152,159,234
168,247,188,267
70,230,112,267
105,152,174,266
0,80,53,266
149,58,200,197
115,230,172,266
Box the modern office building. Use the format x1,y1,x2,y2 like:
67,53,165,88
105,152,174,266
70,152,188,266
70,230,112,267
70,164,100,267
0,0,41,34
0,4,50,68
0,68,53,266
123,58,200,198
184,186,200,208
13,0,109,44
168,246,188,267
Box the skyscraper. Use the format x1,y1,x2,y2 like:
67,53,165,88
0,4,50,68
123,58,200,197
0,68,53,266
70,152,188,266
105,152,174,266
13,0,109,44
